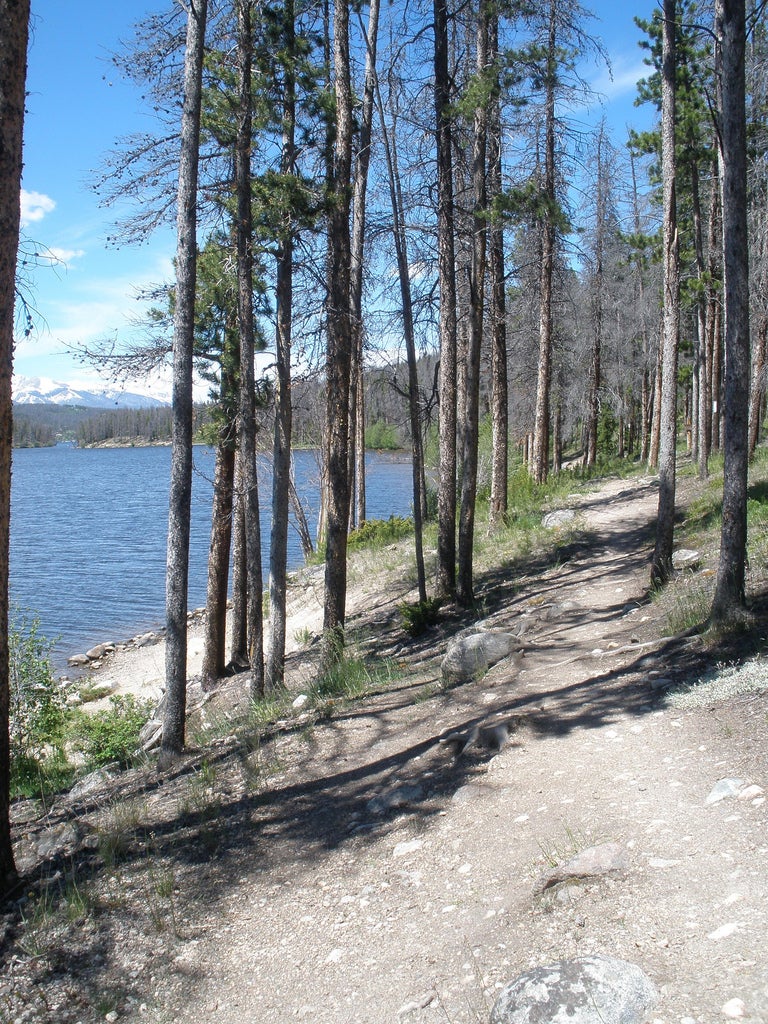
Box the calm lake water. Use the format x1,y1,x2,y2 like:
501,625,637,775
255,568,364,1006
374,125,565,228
10,445,414,665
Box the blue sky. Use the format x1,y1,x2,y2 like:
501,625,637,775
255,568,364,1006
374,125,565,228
16,0,658,397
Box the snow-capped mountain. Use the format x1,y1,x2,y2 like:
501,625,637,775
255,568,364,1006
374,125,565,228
12,375,169,409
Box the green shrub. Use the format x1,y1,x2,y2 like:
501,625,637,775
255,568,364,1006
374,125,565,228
69,695,153,769
347,515,413,550
9,612,69,795
365,420,401,450
399,597,442,637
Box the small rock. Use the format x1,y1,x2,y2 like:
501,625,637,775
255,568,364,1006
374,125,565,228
136,632,157,648
105,1012,119,1023
67,654,90,667
539,841,628,893
707,922,742,941
542,509,577,529
722,998,746,1019
737,784,764,801
367,784,423,816
706,778,745,805
292,694,309,709
85,643,113,661
672,548,700,570
67,766,116,802
393,839,423,858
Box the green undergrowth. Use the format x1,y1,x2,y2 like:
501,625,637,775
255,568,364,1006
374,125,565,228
9,611,153,801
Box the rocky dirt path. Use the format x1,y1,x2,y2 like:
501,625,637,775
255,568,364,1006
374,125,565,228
143,476,767,1024
4,474,767,1024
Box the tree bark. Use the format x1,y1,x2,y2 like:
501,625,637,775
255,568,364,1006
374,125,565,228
266,0,297,693
711,0,750,624
531,0,557,485
348,0,381,532
434,0,458,600
650,0,680,588
488,10,508,528
0,0,30,892
201,436,235,689
235,0,264,698
457,0,489,607
321,0,354,669
376,64,427,603
161,0,207,767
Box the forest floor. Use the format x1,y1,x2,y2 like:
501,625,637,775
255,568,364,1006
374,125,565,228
3,466,768,1024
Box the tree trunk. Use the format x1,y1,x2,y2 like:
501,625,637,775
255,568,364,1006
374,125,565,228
531,0,557,485
230,462,248,668
235,0,264,698
266,0,297,694
748,316,767,457
583,126,608,469
457,1,489,607
488,10,508,528
201,437,235,689
0,0,30,892
321,0,354,670
711,0,750,624
650,0,680,588
377,64,427,603
434,0,458,600
348,0,381,532
161,0,207,767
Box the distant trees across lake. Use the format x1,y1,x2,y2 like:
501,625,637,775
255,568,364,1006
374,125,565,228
12,403,216,448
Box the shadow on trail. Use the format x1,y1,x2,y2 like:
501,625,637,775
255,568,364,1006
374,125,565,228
5,474,765,1019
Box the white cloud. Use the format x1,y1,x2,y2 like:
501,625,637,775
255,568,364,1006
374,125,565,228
48,247,86,268
20,189,56,227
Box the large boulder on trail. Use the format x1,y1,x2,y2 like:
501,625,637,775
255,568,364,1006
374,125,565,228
441,630,522,685
490,955,658,1024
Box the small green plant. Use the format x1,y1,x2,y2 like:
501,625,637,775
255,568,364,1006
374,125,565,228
653,580,712,635
69,694,152,769
144,863,179,935
9,610,70,796
97,796,147,866
77,682,115,703
347,515,413,551
399,597,442,637
310,642,395,703
293,625,313,647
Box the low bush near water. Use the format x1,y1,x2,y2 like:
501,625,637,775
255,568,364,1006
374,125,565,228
8,612,154,797
347,515,413,550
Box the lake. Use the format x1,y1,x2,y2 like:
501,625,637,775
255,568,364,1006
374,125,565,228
10,445,414,665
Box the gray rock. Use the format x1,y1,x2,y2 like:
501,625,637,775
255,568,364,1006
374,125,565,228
135,632,158,648
85,642,114,660
490,955,658,1024
139,719,163,752
67,766,116,802
441,631,522,684
35,822,79,860
542,509,577,529
538,841,628,893
67,653,90,667
367,783,424,816
706,778,745,805
672,548,700,570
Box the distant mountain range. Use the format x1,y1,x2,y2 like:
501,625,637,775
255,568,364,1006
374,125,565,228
12,375,169,409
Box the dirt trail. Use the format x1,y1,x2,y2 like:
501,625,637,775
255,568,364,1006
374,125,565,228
149,476,767,1023
6,475,768,1024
